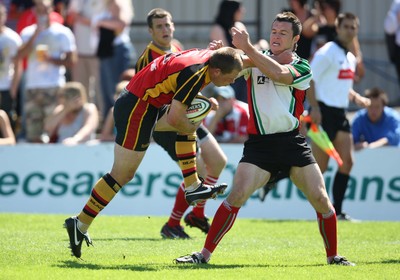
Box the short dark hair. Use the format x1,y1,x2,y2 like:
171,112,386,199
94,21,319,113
273,12,302,51
209,47,243,74
273,12,302,37
336,12,359,28
146,8,172,28
365,87,388,106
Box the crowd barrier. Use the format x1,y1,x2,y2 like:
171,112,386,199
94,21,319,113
0,143,398,221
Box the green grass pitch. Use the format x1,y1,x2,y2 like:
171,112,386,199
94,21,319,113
0,213,399,280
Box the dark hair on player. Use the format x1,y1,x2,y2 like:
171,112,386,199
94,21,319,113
146,8,173,28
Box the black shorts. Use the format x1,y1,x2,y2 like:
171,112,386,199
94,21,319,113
318,102,350,141
240,130,316,179
114,89,160,151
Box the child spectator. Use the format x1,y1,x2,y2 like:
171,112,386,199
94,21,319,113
17,0,76,142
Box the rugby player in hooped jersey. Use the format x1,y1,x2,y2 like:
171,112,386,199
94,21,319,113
175,12,355,266
63,46,243,259
136,8,233,239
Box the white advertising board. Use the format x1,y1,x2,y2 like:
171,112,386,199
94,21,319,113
0,143,399,221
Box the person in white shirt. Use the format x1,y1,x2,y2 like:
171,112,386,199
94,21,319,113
307,12,370,221
384,0,400,85
17,0,76,143
0,3,22,131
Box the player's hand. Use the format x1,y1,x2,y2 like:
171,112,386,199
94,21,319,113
231,27,251,52
208,97,219,110
356,96,371,108
62,137,80,146
215,98,232,117
310,107,322,125
208,40,223,50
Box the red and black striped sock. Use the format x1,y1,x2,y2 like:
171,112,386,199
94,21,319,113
78,173,121,227
176,133,198,189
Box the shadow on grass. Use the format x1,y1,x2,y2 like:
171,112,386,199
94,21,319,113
172,263,326,270
93,237,161,242
245,219,315,223
64,236,211,242
360,259,400,265
382,259,400,264
62,237,162,243
56,260,158,271
56,260,326,272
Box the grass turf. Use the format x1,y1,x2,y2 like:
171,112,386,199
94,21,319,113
0,213,399,280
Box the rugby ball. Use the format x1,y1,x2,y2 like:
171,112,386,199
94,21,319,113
186,95,212,123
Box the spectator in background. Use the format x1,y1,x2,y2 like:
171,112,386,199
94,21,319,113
6,0,35,31
307,13,370,221
13,0,64,134
210,0,248,102
98,79,127,142
45,81,99,145
204,85,248,143
210,0,247,47
303,0,337,53
93,0,135,121
16,0,63,34
303,0,365,82
282,0,315,60
352,87,400,150
0,3,22,131
384,0,400,85
67,0,105,118
17,0,76,142
53,0,69,25
0,109,16,145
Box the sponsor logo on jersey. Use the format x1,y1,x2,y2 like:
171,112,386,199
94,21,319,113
338,69,354,79
257,76,269,84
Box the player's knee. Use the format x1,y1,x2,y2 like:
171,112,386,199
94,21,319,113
310,191,331,212
109,171,135,186
226,185,251,207
209,153,227,174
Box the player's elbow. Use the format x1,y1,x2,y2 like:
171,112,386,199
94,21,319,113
166,113,179,128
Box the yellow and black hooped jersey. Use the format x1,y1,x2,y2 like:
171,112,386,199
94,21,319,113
135,41,183,73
